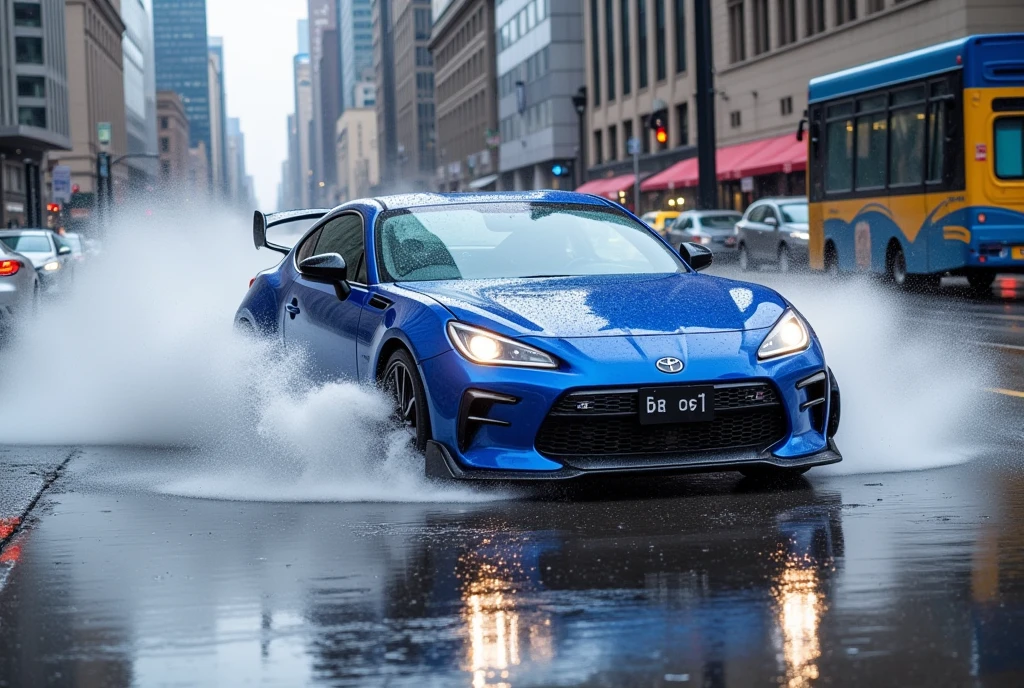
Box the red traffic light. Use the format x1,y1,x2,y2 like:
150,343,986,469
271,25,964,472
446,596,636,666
46,203,61,213
72,183,80,194
655,127,668,144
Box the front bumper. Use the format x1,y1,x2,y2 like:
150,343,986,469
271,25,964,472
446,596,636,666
417,332,841,480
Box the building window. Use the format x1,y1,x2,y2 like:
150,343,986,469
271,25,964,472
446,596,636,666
15,36,44,65
728,0,745,63
730,110,742,128
608,125,619,161
623,119,634,157
17,76,45,98
160,137,170,153
18,106,46,128
752,0,770,55
637,0,649,88
676,102,689,146
655,0,666,80
605,0,616,98
591,0,601,104
13,2,42,27
160,116,169,129
674,0,686,73
835,0,856,25
416,46,432,66
780,96,793,116
778,0,797,46
621,0,631,95
867,0,885,12
641,115,651,153
805,0,825,36
414,8,432,40
594,129,604,165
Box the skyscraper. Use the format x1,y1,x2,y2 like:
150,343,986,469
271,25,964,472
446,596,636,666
307,0,339,205
208,36,229,194
339,0,374,111
121,0,159,188
153,0,211,175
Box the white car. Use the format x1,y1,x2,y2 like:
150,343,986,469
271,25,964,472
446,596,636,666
735,198,810,273
0,240,40,334
0,229,76,293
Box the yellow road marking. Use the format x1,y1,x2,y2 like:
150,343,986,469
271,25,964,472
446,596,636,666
988,388,1024,399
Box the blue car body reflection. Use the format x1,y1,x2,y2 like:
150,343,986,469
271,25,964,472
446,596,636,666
236,191,841,479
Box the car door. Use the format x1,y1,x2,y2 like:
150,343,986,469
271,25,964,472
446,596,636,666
740,204,766,259
51,233,74,282
282,211,370,382
760,204,782,262
669,216,693,247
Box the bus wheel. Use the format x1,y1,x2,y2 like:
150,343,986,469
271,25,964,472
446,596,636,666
886,243,910,288
778,244,791,273
967,271,996,294
738,244,752,271
824,243,839,277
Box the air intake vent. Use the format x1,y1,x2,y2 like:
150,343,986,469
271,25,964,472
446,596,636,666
985,61,1024,82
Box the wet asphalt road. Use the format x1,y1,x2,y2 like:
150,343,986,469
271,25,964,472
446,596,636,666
2,272,1024,687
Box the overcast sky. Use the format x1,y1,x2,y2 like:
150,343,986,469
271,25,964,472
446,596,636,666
207,0,307,210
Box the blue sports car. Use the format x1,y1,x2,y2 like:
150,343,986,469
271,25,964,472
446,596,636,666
236,191,841,480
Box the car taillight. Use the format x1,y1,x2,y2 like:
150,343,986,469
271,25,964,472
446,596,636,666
249,277,256,288
0,260,21,277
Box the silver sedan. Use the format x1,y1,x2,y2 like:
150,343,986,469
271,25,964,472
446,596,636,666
0,242,40,334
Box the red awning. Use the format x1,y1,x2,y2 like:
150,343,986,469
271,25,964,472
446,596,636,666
576,173,644,199
640,133,806,192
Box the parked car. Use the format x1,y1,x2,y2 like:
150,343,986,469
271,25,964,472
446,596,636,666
667,210,743,261
639,210,680,237
237,192,841,482
0,241,40,334
62,232,89,264
735,198,810,273
0,229,76,293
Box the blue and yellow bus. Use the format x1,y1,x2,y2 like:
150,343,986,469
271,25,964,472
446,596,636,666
805,34,1024,290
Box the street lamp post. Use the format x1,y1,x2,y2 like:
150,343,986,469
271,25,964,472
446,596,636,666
571,87,587,189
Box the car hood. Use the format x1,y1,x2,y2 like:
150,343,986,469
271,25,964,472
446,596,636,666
399,273,787,338
17,252,55,268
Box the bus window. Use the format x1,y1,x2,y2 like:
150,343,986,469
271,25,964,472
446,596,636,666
825,103,853,192
889,86,926,187
994,118,1024,180
926,99,948,183
855,95,887,190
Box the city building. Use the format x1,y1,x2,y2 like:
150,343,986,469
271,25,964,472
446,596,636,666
338,0,374,110
61,0,129,197
495,0,584,191
153,0,211,179
187,139,209,198
121,0,158,190
207,40,226,192
372,0,436,191
156,90,189,187
308,0,341,205
430,0,500,191
226,117,251,206
353,79,376,108
335,107,379,202
284,113,299,208
0,0,72,228
583,0,1024,213
208,36,228,193
294,54,314,207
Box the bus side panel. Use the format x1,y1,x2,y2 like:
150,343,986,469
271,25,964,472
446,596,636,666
924,192,972,273
809,202,825,270
819,198,927,274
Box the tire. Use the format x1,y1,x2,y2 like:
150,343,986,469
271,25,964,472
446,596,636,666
967,271,996,294
778,244,791,274
886,242,910,288
739,466,811,482
738,243,752,271
382,348,432,452
824,244,839,278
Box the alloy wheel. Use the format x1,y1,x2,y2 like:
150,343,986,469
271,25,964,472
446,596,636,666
387,360,418,430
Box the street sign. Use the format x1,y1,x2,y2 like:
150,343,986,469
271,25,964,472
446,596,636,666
741,176,754,193
52,165,72,202
98,122,112,147
627,137,641,156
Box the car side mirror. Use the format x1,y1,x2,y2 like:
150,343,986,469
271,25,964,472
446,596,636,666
764,216,778,228
299,253,351,300
680,242,714,272
58,246,72,255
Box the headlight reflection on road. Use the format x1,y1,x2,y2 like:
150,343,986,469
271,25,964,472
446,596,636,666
459,541,553,688
772,554,825,688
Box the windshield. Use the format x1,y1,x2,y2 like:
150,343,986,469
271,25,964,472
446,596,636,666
779,203,808,224
377,203,683,282
701,215,741,230
0,235,51,253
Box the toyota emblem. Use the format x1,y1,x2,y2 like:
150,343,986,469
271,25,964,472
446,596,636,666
656,357,684,374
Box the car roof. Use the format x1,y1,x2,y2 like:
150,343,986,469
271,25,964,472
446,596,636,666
680,209,741,216
749,196,806,204
0,229,52,236
370,190,614,211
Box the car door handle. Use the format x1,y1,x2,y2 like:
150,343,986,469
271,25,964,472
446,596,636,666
286,304,300,315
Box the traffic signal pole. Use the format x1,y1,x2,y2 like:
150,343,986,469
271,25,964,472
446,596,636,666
694,0,718,210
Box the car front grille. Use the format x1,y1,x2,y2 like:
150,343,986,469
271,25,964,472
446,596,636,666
536,382,787,459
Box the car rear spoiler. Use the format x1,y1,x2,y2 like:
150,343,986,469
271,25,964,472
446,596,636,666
252,208,331,255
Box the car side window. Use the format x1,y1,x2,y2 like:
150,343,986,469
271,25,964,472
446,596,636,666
747,205,766,223
679,218,693,231
295,227,324,264
314,213,366,284
763,206,779,225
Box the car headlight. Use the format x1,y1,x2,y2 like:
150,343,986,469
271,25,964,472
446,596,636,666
43,261,61,271
447,322,558,368
757,310,811,360
790,231,810,241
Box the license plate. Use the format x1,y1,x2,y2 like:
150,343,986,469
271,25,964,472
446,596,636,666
1013,247,1024,260
639,386,715,425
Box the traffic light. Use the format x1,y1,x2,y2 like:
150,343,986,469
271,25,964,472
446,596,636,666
46,203,61,214
551,162,573,177
649,108,669,146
